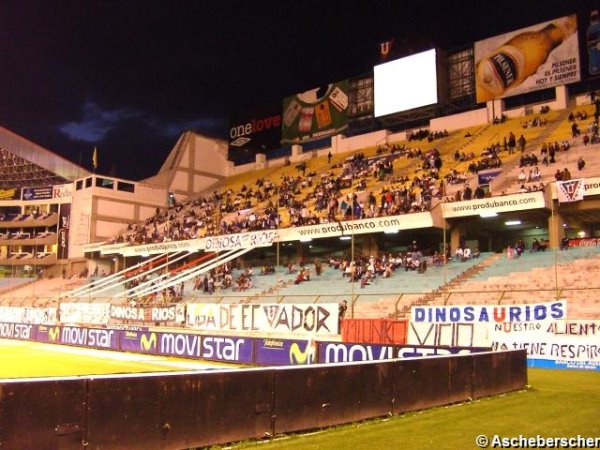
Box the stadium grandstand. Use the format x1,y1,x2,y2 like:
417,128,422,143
1,8,599,449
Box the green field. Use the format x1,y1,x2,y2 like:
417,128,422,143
0,339,238,378
230,368,600,450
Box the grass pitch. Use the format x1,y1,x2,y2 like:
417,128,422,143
231,368,600,450
0,339,238,379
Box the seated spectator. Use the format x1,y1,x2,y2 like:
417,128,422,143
463,247,472,260
455,247,464,261
555,169,563,181
578,157,586,171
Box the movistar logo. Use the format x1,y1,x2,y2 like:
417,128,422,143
141,333,157,351
289,341,313,365
48,327,60,342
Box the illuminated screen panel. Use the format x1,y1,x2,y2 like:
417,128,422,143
374,49,438,117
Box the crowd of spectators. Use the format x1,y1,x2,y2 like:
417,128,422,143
408,129,449,142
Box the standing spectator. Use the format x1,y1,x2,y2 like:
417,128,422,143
474,185,485,199
338,300,348,332
577,157,586,171
518,134,526,152
508,132,516,154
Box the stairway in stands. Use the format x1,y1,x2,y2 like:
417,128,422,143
491,105,574,193
406,253,503,312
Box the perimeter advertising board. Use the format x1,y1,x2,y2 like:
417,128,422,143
475,15,580,103
281,80,349,144
317,342,489,363
254,338,316,365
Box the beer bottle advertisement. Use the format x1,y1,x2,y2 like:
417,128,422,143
474,14,580,103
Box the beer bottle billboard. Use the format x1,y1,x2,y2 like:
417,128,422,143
475,15,580,103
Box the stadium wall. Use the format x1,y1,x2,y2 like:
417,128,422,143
430,107,487,131
0,349,527,449
69,177,168,259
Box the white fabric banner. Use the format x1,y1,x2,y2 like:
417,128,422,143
186,303,339,337
557,179,585,203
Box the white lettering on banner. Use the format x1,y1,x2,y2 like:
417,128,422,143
186,303,339,336
60,327,114,348
410,301,566,323
0,323,33,339
324,344,395,363
160,333,201,357
442,191,545,218
568,238,600,248
202,336,245,361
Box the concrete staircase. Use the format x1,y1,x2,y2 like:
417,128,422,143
404,253,503,313
491,106,574,193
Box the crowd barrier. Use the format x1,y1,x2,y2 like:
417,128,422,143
0,350,527,449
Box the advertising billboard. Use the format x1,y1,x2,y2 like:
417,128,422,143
57,203,71,259
21,186,53,201
374,49,438,117
228,104,282,164
281,80,349,144
0,188,21,200
475,14,580,103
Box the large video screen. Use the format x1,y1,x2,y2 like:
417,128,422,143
474,15,580,103
374,49,438,117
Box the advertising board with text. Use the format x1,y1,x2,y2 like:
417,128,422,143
475,15,580,103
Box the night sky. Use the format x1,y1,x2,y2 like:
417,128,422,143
0,0,592,181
